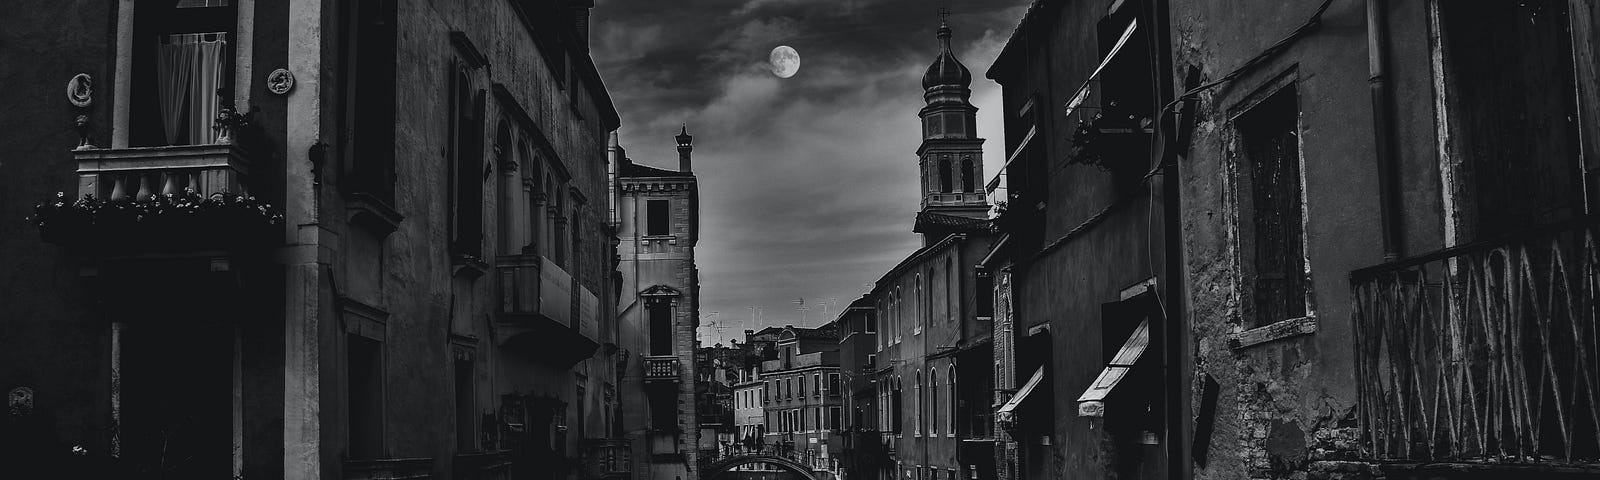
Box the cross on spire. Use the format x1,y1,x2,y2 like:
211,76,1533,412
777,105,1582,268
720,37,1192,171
938,6,951,25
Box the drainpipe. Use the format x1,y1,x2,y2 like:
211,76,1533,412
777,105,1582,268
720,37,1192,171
1368,0,1404,261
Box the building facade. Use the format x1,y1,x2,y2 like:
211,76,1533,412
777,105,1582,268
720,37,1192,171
857,18,1000,480
983,0,1183,479
614,128,702,480
1173,1,1600,479
981,0,1600,479
760,324,847,477
10,1,626,480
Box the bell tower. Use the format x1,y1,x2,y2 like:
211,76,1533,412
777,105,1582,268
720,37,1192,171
914,14,988,240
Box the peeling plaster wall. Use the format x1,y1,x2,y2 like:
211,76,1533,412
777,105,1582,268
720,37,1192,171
1171,1,1440,478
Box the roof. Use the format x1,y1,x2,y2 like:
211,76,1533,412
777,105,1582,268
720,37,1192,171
914,211,992,233
619,160,692,178
922,22,973,90
985,0,1058,81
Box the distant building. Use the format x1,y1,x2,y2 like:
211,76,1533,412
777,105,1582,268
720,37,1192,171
614,127,703,480
761,324,848,477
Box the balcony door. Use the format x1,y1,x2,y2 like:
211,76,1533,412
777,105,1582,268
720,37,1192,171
1435,0,1587,242
130,0,237,147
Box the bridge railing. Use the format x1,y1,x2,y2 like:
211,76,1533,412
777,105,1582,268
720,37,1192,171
703,442,839,474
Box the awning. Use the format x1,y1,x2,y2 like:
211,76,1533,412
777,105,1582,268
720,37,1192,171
996,366,1045,423
1076,319,1150,417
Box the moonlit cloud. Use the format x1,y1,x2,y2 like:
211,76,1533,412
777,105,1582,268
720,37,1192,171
592,0,1031,344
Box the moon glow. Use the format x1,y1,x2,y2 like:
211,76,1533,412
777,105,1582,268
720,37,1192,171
770,46,800,78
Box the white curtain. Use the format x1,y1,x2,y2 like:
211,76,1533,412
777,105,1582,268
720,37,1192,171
157,33,227,145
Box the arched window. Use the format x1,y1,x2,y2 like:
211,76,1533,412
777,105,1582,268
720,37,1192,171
938,157,953,193
495,121,517,254
914,274,923,333
947,365,957,437
519,142,538,253
929,368,939,435
961,158,976,192
914,372,923,435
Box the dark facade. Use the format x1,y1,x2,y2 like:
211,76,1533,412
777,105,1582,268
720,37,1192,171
8,1,626,480
981,0,1600,479
984,0,1184,479
1174,1,1600,479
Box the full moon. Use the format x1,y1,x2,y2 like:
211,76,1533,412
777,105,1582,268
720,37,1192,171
769,45,800,79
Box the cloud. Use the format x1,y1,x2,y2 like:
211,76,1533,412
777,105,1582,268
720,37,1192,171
592,0,1032,343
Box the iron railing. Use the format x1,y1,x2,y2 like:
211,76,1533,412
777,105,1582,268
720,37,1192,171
1352,217,1600,464
644,356,681,381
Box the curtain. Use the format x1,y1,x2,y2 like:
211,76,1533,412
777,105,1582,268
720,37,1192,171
157,33,227,145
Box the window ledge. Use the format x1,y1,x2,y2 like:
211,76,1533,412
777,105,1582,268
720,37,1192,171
452,254,490,280
345,192,404,238
1229,316,1317,351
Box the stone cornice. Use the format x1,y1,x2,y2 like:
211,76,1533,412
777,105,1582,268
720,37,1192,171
619,180,696,192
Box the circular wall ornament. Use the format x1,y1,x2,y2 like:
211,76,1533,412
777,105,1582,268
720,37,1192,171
67,74,92,108
9,386,34,416
267,68,295,95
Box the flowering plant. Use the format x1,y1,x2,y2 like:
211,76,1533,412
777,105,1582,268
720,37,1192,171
31,189,283,248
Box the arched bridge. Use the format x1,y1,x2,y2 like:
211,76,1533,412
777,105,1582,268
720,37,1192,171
701,444,828,480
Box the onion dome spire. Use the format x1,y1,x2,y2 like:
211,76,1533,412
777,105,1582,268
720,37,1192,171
921,16,972,91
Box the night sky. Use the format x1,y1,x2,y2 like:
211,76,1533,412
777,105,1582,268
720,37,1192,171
591,0,1033,345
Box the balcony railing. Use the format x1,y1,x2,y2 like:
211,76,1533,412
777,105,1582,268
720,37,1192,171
492,255,596,366
1351,217,1600,464
76,144,250,201
343,457,433,480
584,439,632,478
497,254,543,318
33,143,283,251
645,355,681,382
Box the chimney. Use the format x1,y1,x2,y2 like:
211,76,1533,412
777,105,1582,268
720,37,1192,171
676,124,693,173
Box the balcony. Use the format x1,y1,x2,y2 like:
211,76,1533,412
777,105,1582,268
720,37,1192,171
583,439,632,478
34,144,281,251
1351,217,1600,465
494,254,597,366
644,355,681,382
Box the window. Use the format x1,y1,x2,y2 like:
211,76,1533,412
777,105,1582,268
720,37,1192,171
337,0,397,201
454,359,475,452
814,407,822,432
450,67,486,259
831,406,844,431
828,373,841,395
494,124,520,254
914,275,924,334
648,301,673,355
347,335,383,459
1235,84,1310,328
938,157,953,193
976,273,994,318
947,365,957,437
646,199,670,236
929,369,938,435
913,372,922,436
813,373,821,398
961,158,976,193
798,376,805,397
132,1,236,147
891,378,903,433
